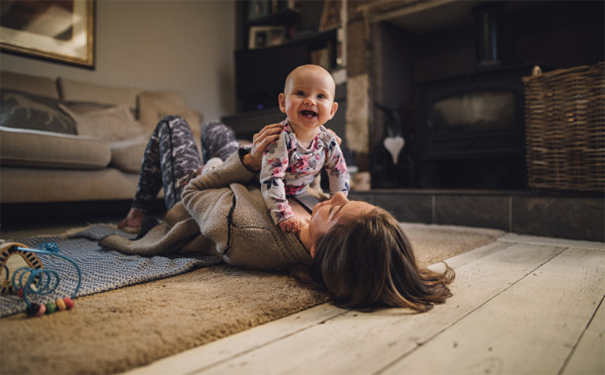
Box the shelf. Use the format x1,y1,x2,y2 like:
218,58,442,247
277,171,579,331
246,8,300,27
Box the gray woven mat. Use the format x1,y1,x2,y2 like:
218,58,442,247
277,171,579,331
1,225,220,317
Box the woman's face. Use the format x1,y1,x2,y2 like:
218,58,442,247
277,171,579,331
308,192,375,256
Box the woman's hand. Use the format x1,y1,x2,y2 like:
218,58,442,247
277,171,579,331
326,128,342,146
243,123,283,171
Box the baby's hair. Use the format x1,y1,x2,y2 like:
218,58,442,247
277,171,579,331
283,64,335,95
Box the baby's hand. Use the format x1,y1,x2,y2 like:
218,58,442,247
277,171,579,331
279,217,301,233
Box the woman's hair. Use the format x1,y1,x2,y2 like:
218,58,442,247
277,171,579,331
297,207,455,312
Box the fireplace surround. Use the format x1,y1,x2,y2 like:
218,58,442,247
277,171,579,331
361,0,603,190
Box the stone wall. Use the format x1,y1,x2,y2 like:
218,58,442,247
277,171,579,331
344,0,418,171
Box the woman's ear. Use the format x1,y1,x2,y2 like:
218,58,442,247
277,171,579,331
278,93,287,114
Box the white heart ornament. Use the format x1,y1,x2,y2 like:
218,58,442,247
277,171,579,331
383,136,405,165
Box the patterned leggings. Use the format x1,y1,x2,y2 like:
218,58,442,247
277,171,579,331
131,116,202,213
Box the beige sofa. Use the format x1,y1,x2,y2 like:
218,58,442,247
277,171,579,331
0,71,202,204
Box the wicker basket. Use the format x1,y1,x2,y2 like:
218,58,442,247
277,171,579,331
523,62,605,192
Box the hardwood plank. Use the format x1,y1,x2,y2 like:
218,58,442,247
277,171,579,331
562,296,605,375
382,248,605,375
499,233,605,251
123,304,346,375
192,243,564,374
431,241,513,270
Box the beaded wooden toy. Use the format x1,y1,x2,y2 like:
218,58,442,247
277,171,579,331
0,241,81,317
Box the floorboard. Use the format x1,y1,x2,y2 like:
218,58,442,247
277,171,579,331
381,247,605,375
561,296,605,375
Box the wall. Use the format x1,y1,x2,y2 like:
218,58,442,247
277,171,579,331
1,0,236,122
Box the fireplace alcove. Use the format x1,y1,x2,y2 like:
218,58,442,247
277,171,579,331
365,0,604,190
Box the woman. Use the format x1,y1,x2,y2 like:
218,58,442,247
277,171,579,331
108,116,454,312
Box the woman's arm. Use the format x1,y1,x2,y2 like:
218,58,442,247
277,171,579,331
182,123,282,204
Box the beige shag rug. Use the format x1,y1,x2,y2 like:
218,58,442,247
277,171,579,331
0,223,504,375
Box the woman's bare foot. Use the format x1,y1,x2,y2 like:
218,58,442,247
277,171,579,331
118,208,146,233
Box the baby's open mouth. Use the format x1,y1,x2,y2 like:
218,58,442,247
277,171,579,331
301,110,318,118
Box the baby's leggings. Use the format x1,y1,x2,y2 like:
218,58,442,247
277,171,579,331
131,116,201,213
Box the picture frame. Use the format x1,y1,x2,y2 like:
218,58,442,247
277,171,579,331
0,0,95,69
248,26,285,49
248,0,271,21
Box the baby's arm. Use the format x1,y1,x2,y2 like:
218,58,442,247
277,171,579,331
323,134,351,196
259,131,296,229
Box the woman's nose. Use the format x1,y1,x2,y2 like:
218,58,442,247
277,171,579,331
331,191,349,205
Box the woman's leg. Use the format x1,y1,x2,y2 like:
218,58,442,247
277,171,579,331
201,121,239,164
119,116,201,230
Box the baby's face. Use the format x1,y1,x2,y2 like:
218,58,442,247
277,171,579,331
279,67,338,132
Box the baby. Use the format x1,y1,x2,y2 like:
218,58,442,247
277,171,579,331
260,64,350,233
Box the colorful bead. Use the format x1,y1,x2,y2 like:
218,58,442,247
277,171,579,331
45,302,56,314
36,303,46,317
25,303,39,317
55,298,66,311
63,297,74,310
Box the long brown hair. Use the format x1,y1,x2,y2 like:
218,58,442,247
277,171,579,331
299,208,455,312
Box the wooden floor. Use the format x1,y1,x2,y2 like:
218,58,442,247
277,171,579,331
124,234,605,375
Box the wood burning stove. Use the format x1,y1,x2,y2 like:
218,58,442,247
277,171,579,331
417,65,533,188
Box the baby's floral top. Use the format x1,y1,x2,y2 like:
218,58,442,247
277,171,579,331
260,120,350,225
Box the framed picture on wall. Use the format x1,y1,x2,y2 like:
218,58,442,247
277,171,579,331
0,0,95,69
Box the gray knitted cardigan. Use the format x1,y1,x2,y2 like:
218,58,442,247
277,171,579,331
100,150,313,271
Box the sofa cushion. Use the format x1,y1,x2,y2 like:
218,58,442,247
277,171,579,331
138,94,202,131
57,77,141,113
60,104,148,142
0,126,111,169
138,94,202,154
109,138,147,173
0,71,59,99
139,91,185,108
1,167,139,203
0,89,77,135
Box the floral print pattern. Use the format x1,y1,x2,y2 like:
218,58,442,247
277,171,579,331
260,120,350,225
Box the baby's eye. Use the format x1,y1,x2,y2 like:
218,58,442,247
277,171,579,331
317,94,326,99
295,90,305,96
